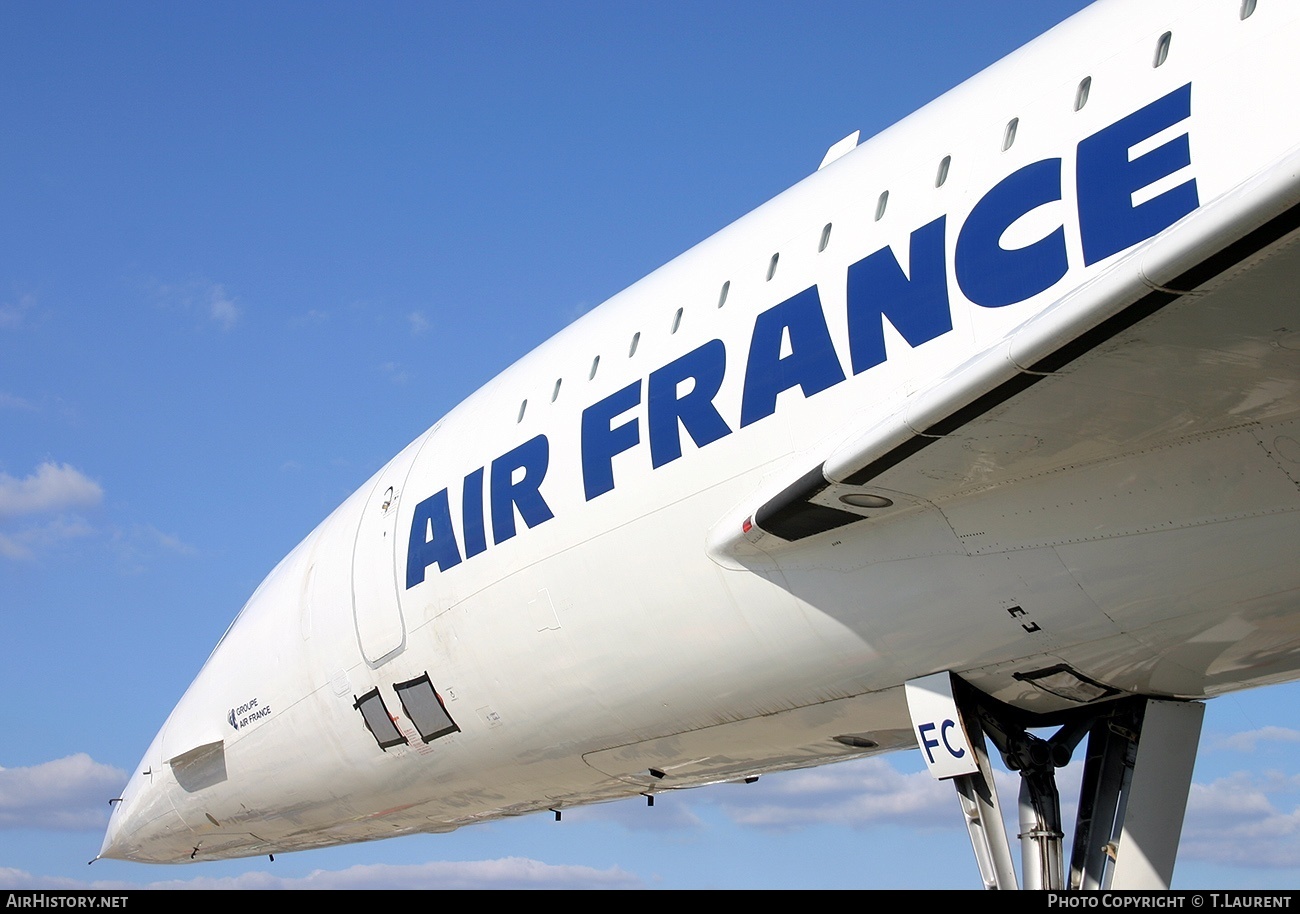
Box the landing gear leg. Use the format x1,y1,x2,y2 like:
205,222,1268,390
969,686,1088,890
916,674,1204,891
1111,699,1204,887
951,700,1018,889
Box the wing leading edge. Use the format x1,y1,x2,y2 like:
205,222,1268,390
712,147,1300,560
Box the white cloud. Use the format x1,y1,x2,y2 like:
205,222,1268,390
120,523,195,556
148,279,241,330
4,858,643,890
1180,771,1300,867
381,361,410,385
0,463,102,519
0,515,94,559
1215,727,1300,753
0,392,36,411
0,868,89,890
0,293,35,330
0,755,127,831
701,749,1300,874
208,285,240,330
0,463,99,560
711,757,954,831
0,532,30,559
107,523,198,574
408,311,430,335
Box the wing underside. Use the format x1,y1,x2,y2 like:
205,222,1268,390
714,152,1300,557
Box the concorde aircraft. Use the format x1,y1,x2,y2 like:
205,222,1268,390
97,0,1300,890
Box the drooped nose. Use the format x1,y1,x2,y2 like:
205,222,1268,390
100,499,358,864
97,733,193,863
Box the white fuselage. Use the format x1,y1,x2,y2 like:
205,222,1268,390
102,0,1300,863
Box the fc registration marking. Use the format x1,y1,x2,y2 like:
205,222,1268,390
904,672,980,780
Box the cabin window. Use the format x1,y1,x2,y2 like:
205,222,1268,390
354,688,405,750
1075,77,1092,111
1002,117,1019,151
818,223,832,252
718,281,730,308
393,674,460,744
628,331,640,358
935,155,951,188
551,378,562,402
517,400,527,423
671,307,683,334
1154,31,1171,68
1241,0,1257,19
766,253,779,281
874,190,889,221
589,355,600,380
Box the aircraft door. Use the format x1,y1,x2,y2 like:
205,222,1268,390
351,430,434,667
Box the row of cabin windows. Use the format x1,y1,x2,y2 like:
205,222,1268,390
518,222,832,421
516,11,1258,423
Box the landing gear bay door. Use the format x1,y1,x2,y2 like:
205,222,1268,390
905,672,980,780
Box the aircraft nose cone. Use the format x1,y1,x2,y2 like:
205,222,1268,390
97,767,159,862
96,736,195,864
97,796,129,861
97,774,140,861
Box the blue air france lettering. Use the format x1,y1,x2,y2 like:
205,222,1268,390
406,84,1199,590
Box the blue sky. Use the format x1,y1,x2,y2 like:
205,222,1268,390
2,0,1298,890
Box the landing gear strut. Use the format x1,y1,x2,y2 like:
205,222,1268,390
911,673,1204,890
